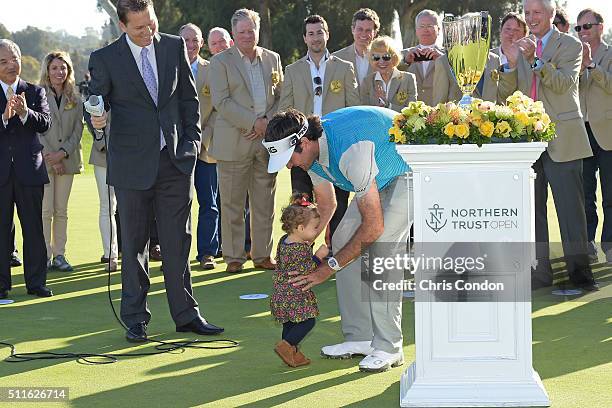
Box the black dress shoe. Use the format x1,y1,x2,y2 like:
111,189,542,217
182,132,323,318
10,253,22,267
26,286,53,297
577,280,599,292
0,288,8,299
101,256,110,264
126,323,148,343
176,317,224,335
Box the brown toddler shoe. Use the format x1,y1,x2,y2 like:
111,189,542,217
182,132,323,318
274,340,297,367
293,346,311,366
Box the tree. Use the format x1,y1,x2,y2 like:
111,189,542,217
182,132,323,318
0,23,11,40
12,27,59,62
20,55,41,83
604,28,612,45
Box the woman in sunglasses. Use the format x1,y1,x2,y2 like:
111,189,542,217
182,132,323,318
361,36,417,111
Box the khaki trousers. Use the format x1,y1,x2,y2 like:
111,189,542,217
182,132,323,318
217,144,277,264
42,172,75,258
331,174,412,354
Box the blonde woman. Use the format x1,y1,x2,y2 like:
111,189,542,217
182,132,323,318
39,51,83,272
361,36,417,112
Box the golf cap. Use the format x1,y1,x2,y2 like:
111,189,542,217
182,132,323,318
262,119,309,173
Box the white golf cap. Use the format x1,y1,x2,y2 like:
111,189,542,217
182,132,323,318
262,119,309,173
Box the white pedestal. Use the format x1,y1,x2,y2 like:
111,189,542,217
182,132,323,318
398,143,550,407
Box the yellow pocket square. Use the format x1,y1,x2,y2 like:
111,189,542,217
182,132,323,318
396,91,409,104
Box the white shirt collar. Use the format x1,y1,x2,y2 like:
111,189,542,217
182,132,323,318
306,50,329,64
1,78,19,97
125,34,155,61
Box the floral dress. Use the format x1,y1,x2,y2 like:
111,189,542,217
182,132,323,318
270,235,319,323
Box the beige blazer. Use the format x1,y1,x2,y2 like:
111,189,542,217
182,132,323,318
279,54,360,115
432,52,501,104
88,110,110,168
40,90,84,174
360,68,417,112
195,56,216,163
398,46,444,107
579,42,612,150
498,28,592,162
209,45,282,162
332,43,373,89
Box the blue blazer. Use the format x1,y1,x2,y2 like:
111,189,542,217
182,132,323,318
0,79,52,186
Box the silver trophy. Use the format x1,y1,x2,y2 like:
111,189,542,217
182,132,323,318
443,11,492,106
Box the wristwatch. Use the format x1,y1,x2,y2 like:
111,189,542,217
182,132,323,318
531,57,540,70
327,256,342,271
586,61,596,70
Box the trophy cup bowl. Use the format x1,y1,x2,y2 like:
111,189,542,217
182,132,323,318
443,11,492,107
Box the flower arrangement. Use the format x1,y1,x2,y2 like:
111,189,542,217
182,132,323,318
389,91,556,146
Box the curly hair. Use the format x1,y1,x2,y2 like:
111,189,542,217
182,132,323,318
280,193,320,234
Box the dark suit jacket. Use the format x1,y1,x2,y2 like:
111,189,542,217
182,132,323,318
87,32,201,190
0,80,51,186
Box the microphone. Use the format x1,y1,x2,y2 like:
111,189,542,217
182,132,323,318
84,95,105,117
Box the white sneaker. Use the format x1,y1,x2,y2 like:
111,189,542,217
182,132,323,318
320,341,374,359
358,349,404,373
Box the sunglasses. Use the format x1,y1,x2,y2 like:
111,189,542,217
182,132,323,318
313,76,322,96
574,23,601,32
372,54,392,62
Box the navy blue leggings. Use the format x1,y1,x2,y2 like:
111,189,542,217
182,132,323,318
282,318,315,346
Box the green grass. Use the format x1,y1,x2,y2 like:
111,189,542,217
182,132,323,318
1,130,610,407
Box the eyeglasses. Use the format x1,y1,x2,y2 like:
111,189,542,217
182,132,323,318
372,54,392,62
574,23,601,32
313,76,323,96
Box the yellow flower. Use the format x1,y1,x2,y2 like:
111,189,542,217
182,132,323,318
271,71,280,86
455,123,470,138
515,111,531,126
64,102,75,110
541,113,551,126
479,121,494,137
389,126,406,143
469,112,483,127
495,120,512,136
533,120,545,132
330,80,342,93
443,123,455,137
201,85,210,96
396,91,409,104
393,114,404,127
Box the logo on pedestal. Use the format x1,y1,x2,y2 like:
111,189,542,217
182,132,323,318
426,204,447,233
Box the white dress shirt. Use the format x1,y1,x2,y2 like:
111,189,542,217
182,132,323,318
354,47,370,85
306,50,329,117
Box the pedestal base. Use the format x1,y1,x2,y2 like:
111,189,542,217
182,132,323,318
400,362,550,407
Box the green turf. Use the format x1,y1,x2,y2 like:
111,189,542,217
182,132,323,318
1,130,610,407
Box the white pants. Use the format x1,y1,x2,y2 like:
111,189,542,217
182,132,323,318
94,165,118,259
42,172,74,258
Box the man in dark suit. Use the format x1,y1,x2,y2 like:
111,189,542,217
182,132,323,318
0,39,52,299
88,0,223,341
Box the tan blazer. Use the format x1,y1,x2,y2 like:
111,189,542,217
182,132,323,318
332,43,373,89
40,90,83,174
209,46,282,162
88,110,110,168
195,56,216,163
361,68,417,112
498,29,592,162
279,54,360,115
579,41,612,150
432,52,501,104
398,46,444,107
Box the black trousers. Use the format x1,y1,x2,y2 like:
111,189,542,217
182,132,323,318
282,318,315,346
583,122,612,255
114,149,199,327
0,166,47,291
290,167,349,248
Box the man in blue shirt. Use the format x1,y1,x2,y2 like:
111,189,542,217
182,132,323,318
264,106,411,373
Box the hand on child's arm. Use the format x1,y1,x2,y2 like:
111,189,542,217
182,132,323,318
314,244,329,260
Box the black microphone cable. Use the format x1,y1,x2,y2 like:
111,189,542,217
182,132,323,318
1,108,238,365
